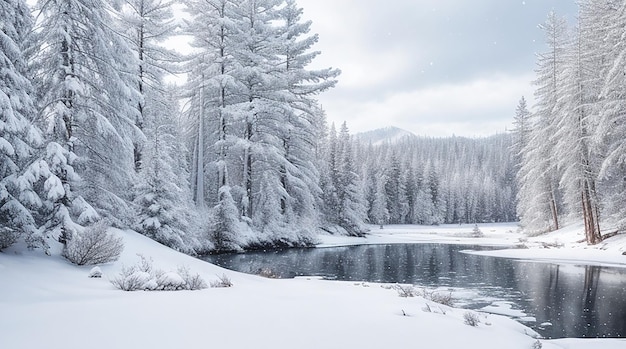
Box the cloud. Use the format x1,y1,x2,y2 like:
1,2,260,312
296,0,578,136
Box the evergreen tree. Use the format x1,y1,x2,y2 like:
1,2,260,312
33,0,142,229
511,96,531,170
597,1,626,231
117,0,180,172
370,174,389,227
335,122,367,236
0,0,48,249
133,87,200,253
517,12,569,234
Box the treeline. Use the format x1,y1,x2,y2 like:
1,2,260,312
355,134,516,226
514,1,626,244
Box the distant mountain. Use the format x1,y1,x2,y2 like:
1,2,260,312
355,126,417,146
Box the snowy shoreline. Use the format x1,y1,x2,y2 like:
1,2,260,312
1,223,625,349
318,222,626,268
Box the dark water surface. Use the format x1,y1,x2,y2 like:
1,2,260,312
202,244,626,339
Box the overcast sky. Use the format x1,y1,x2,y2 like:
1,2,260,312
297,0,578,137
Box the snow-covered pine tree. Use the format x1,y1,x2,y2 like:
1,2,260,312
511,96,531,171
0,0,47,249
370,174,389,228
552,6,603,244
117,0,181,173
384,153,407,224
210,186,242,252
597,1,626,231
335,122,367,236
33,0,142,227
517,12,569,234
183,0,242,211
132,86,201,253
273,0,340,238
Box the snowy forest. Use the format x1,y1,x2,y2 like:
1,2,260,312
513,1,626,245
2,0,626,257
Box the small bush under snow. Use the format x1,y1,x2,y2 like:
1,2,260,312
177,266,208,290
88,266,103,278
463,311,481,327
157,272,186,290
111,266,153,291
63,221,123,265
210,274,233,288
110,255,207,291
392,284,417,298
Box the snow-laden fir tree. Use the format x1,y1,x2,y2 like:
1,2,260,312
0,0,48,249
334,122,368,236
370,174,389,228
32,0,142,230
597,0,626,231
117,0,181,172
550,4,603,244
511,96,531,171
517,11,569,234
132,86,202,253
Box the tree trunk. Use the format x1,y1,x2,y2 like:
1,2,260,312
549,183,559,231
582,180,602,244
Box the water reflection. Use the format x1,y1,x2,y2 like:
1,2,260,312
514,262,626,338
203,244,626,339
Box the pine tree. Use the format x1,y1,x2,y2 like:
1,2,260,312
335,122,367,236
597,1,626,231
517,12,569,234
370,174,389,228
133,87,200,253
0,0,47,249
33,0,142,229
511,96,531,170
552,9,602,244
117,0,180,172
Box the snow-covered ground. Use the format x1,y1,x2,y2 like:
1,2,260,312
1,223,625,349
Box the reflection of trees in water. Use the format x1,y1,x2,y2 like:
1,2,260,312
514,263,626,338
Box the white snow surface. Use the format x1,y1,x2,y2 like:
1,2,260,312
1,222,625,349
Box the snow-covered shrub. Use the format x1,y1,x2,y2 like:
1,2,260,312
110,265,152,291
156,272,186,290
210,274,233,288
88,266,103,278
0,227,19,250
110,256,206,291
177,266,207,290
463,311,481,327
532,340,542,349
63,221,124,265
392,284,416,297
425,290,454,306
136,254,154,274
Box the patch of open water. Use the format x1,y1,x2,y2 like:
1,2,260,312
203,243,626,339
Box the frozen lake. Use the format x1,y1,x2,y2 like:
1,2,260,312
203,243,626,339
